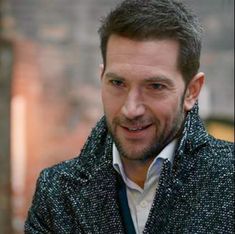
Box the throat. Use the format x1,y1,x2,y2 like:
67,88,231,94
121,157,153,189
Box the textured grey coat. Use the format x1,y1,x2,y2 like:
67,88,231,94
25,105,234,234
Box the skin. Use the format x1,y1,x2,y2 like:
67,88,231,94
100,35,204,188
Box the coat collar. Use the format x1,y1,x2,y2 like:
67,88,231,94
59,116,112,183
176,102,209,157
59,118,125,233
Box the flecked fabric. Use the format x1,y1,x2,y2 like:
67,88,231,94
25,104,234,234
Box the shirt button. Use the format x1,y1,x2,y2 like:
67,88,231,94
140,200,148,208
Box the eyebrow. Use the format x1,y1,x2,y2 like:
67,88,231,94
145,76,174,86
104,72,124,80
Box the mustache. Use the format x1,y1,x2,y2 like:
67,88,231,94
112,116,158,126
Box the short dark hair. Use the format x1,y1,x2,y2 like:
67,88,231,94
98,0,203,84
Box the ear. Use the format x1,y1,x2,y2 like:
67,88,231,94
184,72,205,111
99,64,105,80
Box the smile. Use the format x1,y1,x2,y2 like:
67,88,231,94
118,123,153,141
126,125,151,132
121,124,153,135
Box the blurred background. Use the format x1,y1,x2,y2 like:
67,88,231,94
0,0,234,233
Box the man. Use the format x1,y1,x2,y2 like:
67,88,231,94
25,0,234,233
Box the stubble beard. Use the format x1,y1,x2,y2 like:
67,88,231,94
106,103,185,162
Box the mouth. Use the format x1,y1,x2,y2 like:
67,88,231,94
119,123,153,139
123,124,152,132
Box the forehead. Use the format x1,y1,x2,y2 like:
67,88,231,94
105,35,181,78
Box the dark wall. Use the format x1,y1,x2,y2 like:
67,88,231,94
0,39,13,234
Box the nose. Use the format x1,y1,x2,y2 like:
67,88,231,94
121,89,145,119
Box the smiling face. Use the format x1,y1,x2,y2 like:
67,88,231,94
101,35,201,163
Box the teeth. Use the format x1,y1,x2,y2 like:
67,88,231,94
129,127,143,131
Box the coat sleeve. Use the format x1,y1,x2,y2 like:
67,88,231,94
24,170,53,233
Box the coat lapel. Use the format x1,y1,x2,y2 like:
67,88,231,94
61,118,125,233
64,164,124,233
144,103,210,233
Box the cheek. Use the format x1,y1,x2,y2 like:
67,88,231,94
152,99,182,123
102,91,120,119
101,87,112,108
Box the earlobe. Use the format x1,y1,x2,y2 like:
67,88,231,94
184,72,205,111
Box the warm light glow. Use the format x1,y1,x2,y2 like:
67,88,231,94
11,96,27,196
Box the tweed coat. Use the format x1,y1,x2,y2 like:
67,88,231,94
25,104,234,234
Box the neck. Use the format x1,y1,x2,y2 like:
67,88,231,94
121,157,154,189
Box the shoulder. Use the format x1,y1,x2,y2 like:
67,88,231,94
37,156,84,188
31,155,92,205
28,156,87,215
208,135,234,151
206,135,234,161
25,156,88,232
196,135,234,176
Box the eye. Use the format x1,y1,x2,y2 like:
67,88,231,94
150,83,165,90
110,79,124,87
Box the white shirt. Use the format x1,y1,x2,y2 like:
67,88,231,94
112,140,177,234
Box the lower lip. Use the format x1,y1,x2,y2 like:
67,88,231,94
120,125,152,140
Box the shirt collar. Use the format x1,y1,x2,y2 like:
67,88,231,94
113,143,127,181
112,140,177,182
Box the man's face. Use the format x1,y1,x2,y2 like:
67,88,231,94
101,35,187,162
